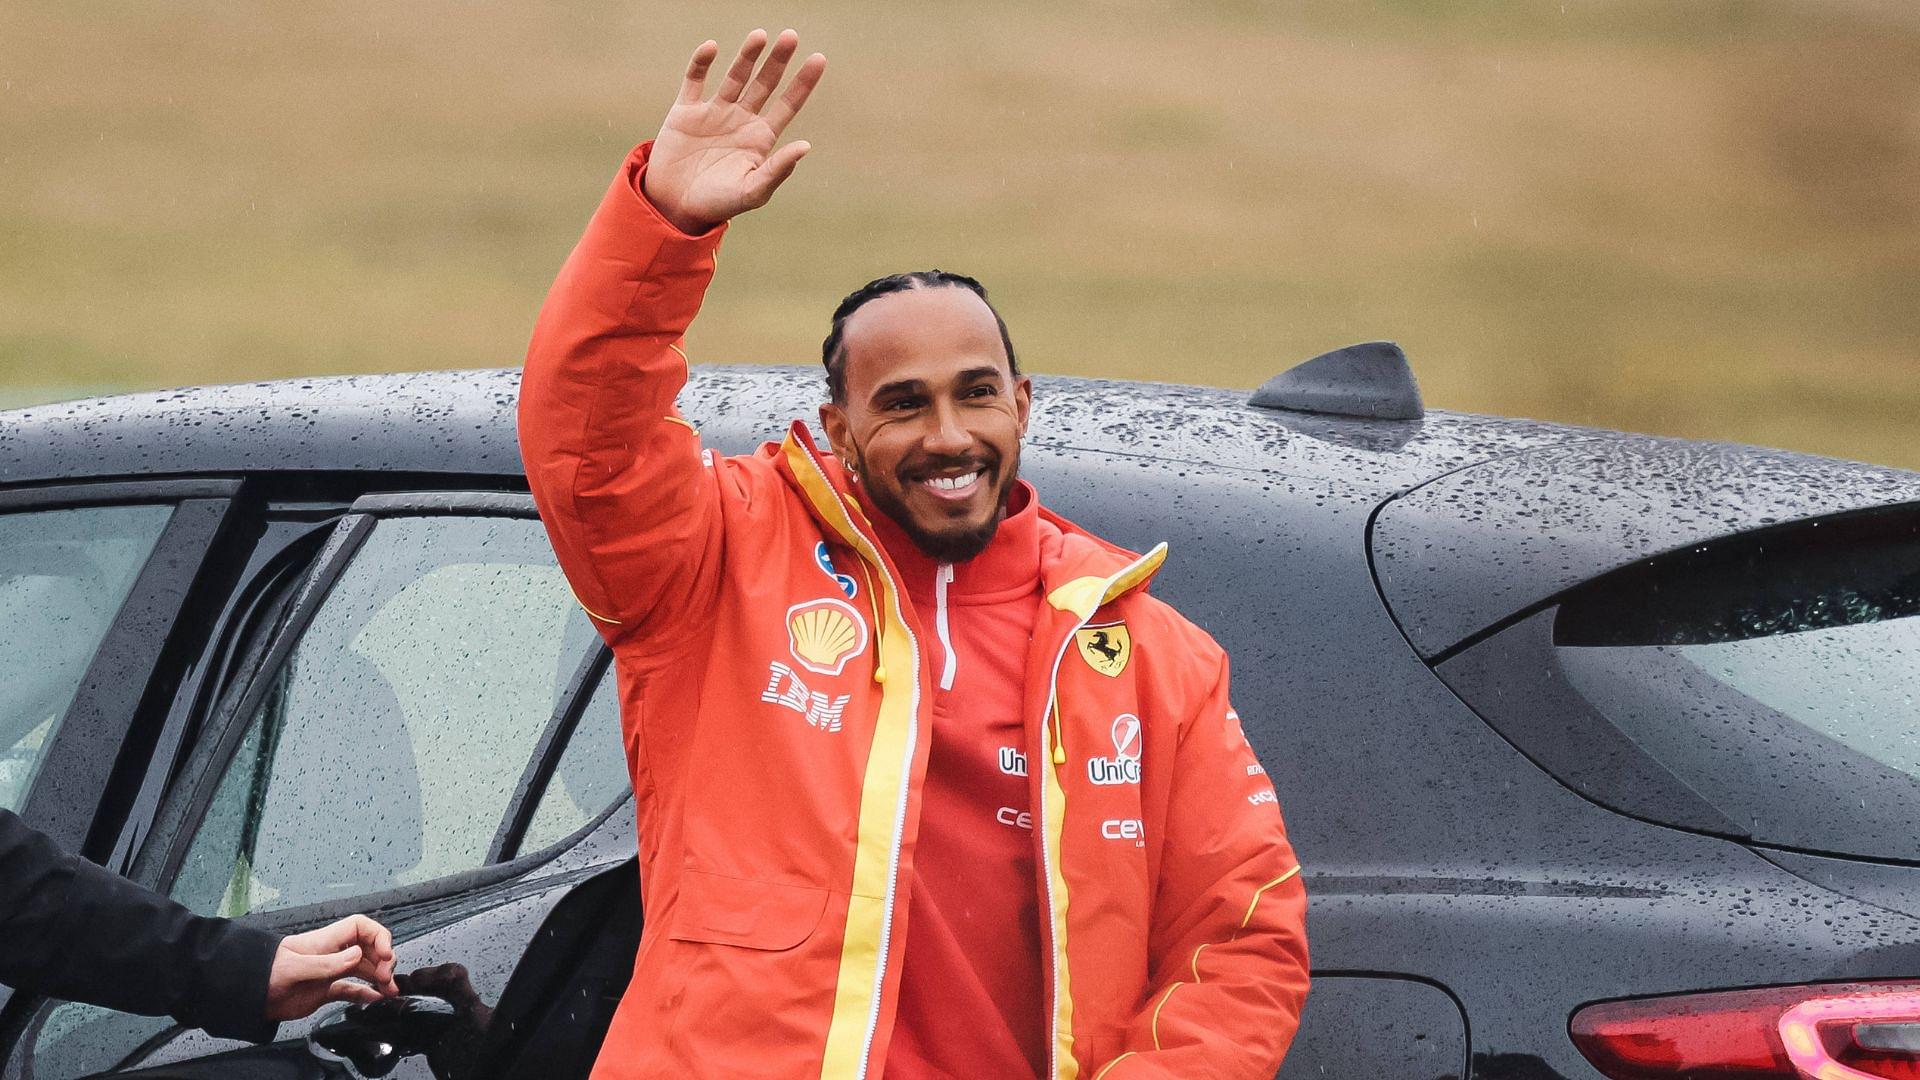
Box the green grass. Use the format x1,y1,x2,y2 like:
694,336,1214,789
2,0,1917,467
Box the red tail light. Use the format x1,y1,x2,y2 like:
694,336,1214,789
1570,982,1920,1079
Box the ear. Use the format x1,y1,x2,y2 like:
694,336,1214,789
819,402,856,472
1013,376,1033,439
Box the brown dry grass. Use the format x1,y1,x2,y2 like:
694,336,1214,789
2,1,1917,466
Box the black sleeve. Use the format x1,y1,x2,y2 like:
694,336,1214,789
0,808,283,1042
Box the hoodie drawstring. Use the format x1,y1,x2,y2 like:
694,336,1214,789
853,556,887,684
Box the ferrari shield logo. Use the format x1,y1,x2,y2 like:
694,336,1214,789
1075,622,1131,677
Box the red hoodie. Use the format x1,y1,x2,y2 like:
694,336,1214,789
862,482,1049,1078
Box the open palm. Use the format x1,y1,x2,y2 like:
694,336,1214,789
644,30,826,235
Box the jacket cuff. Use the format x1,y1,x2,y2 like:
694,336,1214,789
175,919,282,1043
622,140,728,242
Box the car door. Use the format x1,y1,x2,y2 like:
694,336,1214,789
1,492,636,1080
0,481,247,1023
0,481,241,850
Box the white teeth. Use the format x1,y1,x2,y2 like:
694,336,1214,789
925,471,983,492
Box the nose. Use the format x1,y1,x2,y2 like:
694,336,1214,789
923,400,971,457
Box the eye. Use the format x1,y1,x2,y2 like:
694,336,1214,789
885,396,922,412
964,384,997,399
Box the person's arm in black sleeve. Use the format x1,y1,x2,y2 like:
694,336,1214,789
0,809,397,1040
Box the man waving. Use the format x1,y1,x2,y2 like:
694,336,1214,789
519,30,1308,1079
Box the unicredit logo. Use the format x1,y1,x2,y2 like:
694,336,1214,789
1088,713,1142,786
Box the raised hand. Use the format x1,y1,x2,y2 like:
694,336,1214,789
643,29,827,235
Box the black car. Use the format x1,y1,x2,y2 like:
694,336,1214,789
2,350,1917,1080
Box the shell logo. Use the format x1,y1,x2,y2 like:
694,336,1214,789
786,598,870,677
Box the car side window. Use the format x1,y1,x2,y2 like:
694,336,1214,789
0,504,173,811
168,515,599,917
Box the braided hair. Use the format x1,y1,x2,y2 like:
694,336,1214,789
821,271,1020,403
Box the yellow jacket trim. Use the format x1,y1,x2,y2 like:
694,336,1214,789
1039,543,1168,1078
1044,543,1168,618
783,434,920,1080
563,580,622,626
1042,700,1080,1079
1150,982,1183,1051
1241,865,1303,930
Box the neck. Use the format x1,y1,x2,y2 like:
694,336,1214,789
853,481,1041,603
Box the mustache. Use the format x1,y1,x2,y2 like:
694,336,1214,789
899,454,997,482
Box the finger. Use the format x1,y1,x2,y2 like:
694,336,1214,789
349,964,398,997
763,52,826,137
347,953,392,986
740,28,799,113
298,914,383,957
355,915,394,964
330,980,385,1006
677,40,720,105
714,29,770,104
747,140,811,207
282,922,345,956
300,945,364,983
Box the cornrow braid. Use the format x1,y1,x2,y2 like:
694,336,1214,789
821,270,1020,403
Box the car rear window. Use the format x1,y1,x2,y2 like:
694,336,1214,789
1548,506,1920,861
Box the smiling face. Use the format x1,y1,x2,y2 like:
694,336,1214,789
819,286,1032,563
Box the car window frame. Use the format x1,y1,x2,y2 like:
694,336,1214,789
493,644,616,864
103,508,353,877
0,479,241,856
139,490,627,930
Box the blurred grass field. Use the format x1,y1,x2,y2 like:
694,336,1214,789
2,1,1916,466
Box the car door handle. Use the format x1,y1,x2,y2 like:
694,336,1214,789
307,995,458,1078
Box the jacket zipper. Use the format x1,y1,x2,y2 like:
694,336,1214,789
935,563,956,691
793,440,922,1080
1035,547,1168,1080
858,549,920,1080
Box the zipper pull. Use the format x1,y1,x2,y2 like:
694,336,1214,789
1050,695,1067,764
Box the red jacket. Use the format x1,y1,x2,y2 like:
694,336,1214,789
519,142,1310,1079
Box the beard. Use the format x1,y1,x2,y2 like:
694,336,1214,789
855,443,1021,564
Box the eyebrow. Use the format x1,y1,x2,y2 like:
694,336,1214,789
869,366,1004,401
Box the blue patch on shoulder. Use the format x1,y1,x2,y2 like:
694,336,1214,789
814,540,858,599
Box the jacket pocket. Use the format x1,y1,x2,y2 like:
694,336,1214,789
667,868,830,951
661,872,846,1074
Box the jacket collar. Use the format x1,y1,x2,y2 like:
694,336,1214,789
852,476,1040,606
771,421,1165,615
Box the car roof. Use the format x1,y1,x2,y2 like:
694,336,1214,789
1372,435,1920,658
0,365,1592,492
7,366,1917,661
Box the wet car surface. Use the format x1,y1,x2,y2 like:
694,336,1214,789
2,362,1917,1079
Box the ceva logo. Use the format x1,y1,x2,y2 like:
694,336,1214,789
1087,713,1142,786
